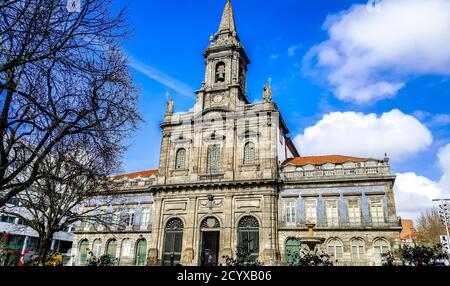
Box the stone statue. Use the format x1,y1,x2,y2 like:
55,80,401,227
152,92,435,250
166,98,174,115
263,84,272,103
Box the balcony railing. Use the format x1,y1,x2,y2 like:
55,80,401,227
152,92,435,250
279,217,401,229
281,166,391,181
77,222,152,233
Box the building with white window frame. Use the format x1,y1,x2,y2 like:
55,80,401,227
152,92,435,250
71,0,402,267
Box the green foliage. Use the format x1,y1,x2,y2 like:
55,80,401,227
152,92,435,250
222,247,263,266
86,252,117,267
0,232,9,265
381,252,395,266
382,244,447,266
286,248,333,267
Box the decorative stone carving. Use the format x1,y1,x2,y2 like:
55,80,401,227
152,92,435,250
263,84,272,102
166,99,174,115
200,198,224,210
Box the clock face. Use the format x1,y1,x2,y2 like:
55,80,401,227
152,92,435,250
213,95,223,103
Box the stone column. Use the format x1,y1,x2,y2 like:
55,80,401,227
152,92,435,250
147,197,163,266
220,194,234,264
181,198,196,266
261,192,278,266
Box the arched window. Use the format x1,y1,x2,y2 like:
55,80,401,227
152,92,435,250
207,145,220,174
243,142,255,165
237,216,260,262
327,238,343,260
163,218,184,266
373,238,390,261
215,62,225,83
350,238,365,260
106,239,117,260
121,239,132,259
285,238,300,266
175,148,186,170
92,239,102,257
78,239,89,265
135,239,148,266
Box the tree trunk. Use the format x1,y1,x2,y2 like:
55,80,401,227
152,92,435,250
37,235,53,266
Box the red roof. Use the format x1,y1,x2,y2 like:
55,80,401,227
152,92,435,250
283,155,376,167
112,169,158,180
400,219,417,240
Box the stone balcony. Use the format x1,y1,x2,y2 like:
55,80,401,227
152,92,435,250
279,217,402,230
281,166,392,181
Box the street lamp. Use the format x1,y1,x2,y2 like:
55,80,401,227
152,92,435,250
432,199,450,261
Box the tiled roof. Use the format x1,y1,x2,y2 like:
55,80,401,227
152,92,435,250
400,219,417,240
112,169,158,180
283,155,377,167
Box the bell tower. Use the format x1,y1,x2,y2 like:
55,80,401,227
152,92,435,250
195,0,250,112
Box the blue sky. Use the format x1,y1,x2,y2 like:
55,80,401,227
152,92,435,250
113,0,450,219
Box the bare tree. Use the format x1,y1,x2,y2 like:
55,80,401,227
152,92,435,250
1,140,118,266
0,0,140,207
415,208,448,246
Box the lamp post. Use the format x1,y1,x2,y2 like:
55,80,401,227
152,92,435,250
432,199,450,262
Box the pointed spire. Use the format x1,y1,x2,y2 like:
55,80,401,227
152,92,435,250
218,0,237,33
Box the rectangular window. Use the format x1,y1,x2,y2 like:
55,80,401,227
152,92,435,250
283,201,297,225
351,245,365,260
126,209,135,227
207,145,221,174
140,208,152,230
112,209,121,229
0,215,16,224
304,199,317,224
370,199,385,225
325,200,339,226
348,199,361,225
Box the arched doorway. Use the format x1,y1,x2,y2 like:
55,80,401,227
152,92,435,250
135,239,147,266
163,218,184,266
78,240,89,265
285,238,300,266
237,216,260,263
200,217,221,266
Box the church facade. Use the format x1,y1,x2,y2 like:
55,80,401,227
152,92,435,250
71,0,402,266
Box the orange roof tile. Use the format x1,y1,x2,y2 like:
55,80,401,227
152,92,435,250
112,169,158,180
283,155,377,167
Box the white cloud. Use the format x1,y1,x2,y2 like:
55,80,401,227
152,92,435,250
394,144,450,220
394,173,441,220
293,109,432,160
430,114,450,127
288,45,301,57
129,57,195,98
303,0,450,104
